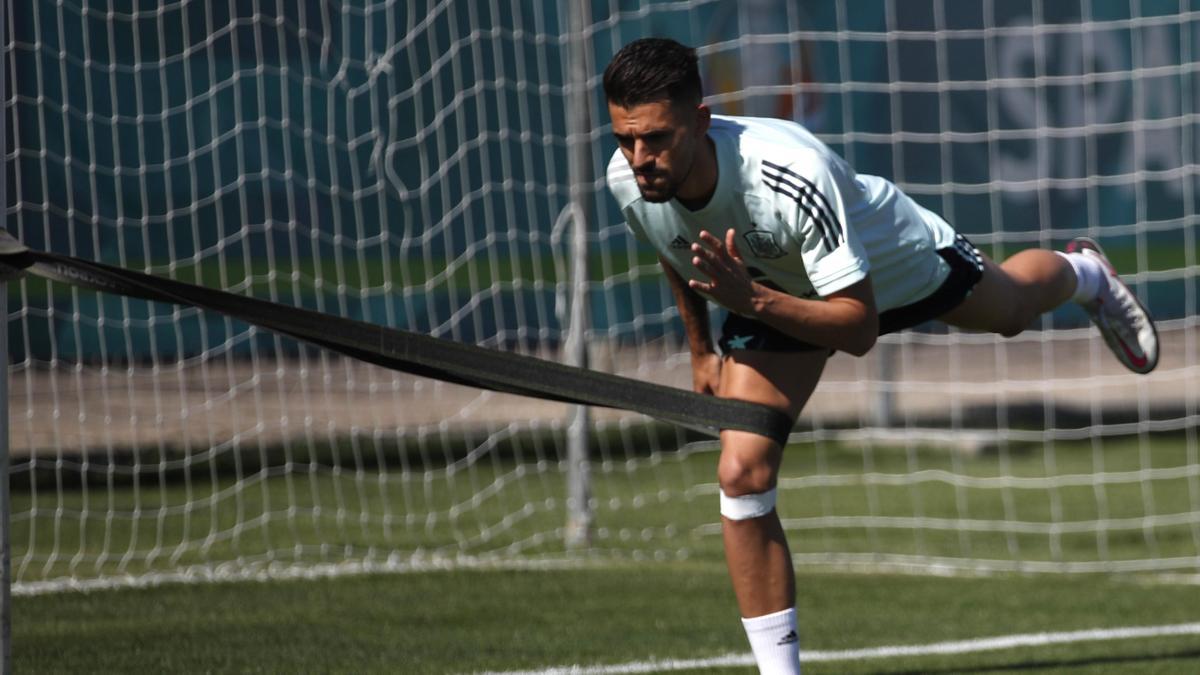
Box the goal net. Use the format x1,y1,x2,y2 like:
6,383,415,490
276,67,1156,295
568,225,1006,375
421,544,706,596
6,1,1198,592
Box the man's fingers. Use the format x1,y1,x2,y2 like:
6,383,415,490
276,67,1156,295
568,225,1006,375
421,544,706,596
698,230,723,248
692,256,731,285
693,231,736,268
725,229,744,262
690,242,715,263
691,243,731,276
726,228,748,262
695,230,745,267
691,233,721,260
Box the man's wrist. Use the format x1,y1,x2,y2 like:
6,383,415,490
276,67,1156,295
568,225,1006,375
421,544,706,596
748,282,775,318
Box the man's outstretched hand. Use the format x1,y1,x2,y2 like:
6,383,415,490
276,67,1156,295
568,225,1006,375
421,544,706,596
688,228,765,317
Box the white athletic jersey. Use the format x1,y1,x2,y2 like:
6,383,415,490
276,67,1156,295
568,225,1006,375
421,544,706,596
606,115,959,311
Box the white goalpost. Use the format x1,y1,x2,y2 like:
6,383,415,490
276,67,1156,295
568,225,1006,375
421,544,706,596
0,0,11,665
4,0,1198,594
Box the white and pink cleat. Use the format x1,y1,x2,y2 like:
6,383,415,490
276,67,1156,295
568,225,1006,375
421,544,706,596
1066,237,1159,374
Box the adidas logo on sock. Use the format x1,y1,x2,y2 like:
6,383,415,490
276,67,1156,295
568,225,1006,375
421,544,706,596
670,235,690,249
776,630,798,646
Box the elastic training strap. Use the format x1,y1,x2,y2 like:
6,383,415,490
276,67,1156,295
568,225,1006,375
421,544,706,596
0,235,793,446
720,487,778,520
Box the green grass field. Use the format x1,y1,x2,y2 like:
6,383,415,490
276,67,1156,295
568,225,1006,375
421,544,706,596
10,433,1200,672
12,434,1200,581
15,564,1200,673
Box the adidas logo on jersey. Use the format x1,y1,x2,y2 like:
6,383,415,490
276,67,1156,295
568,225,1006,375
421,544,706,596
669,235,690,249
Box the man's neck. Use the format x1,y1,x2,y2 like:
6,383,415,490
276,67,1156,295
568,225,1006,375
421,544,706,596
675,135,718,211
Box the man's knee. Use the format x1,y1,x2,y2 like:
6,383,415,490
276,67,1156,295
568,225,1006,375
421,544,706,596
989,251,1074,336
945,286,1034,337
717,452,778,519
996,309,1030,338
717,451,775,495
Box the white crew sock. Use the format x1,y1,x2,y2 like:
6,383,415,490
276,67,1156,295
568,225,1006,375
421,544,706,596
741,607,801,674
1056,250,1107,304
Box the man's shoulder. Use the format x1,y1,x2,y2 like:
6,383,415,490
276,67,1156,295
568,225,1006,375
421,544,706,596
714,116,835,179
605,150,642,209
712,115,819,150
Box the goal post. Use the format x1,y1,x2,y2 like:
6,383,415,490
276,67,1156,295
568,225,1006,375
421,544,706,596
1,0,11,666
564,0,596,550
4,0,1199,594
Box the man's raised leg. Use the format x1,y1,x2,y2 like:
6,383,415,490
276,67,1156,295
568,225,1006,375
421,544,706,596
938,249,1075,337
717,349,828,674
937,245,1158,372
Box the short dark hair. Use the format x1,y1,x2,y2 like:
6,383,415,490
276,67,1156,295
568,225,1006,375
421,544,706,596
603,38,702,108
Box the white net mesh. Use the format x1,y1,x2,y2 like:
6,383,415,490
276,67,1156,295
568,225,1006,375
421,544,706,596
5,0,1198,592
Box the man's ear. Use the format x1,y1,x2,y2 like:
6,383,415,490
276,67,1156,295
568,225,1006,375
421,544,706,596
694,103,711,137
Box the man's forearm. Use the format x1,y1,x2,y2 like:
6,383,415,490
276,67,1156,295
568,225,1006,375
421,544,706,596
661,257,715,355
661,257,722,396
685,230,879,356
747,281,878,356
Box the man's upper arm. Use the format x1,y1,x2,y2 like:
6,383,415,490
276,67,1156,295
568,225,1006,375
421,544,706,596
824,275,877,318
768,153,869,297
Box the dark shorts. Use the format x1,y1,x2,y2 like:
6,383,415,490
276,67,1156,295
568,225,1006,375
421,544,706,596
717,233,985,354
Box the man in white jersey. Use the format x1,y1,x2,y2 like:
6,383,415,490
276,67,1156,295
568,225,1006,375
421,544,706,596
603,38,1159,674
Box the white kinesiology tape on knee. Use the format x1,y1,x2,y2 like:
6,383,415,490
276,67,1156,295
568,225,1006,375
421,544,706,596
720,487,777,520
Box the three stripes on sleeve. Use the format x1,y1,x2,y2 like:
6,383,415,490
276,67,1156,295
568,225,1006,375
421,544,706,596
760,159,843,253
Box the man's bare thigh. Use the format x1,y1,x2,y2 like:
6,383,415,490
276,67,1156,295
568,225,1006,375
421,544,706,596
937,254,1019,333
719,349,828,418
716,348,828,473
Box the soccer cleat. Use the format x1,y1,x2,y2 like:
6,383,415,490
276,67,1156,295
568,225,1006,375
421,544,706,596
1065,237,1159,374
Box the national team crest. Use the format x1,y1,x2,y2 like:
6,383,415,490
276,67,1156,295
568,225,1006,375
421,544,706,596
743,230,786,259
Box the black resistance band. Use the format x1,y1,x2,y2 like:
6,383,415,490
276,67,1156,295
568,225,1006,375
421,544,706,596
0,233,793,446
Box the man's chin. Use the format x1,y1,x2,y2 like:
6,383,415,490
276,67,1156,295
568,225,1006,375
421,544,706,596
637,187,676,203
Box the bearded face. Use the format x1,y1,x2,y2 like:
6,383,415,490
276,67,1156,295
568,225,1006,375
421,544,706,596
608,100,706,203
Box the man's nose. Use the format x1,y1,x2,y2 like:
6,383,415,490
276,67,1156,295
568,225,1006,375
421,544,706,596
633,142,654,168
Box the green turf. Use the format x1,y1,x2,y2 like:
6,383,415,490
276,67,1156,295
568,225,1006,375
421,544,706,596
13,564,1200,673
11,434,1200,583
10,434,1200,672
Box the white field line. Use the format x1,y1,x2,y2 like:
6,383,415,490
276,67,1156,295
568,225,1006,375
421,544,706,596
11,557,596,596
481,622,1200,675
17,556,1200,596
